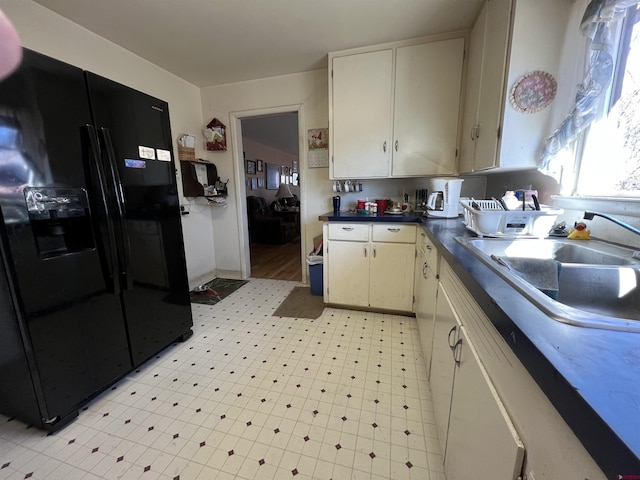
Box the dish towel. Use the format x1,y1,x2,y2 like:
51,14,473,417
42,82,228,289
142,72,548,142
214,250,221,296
503,257,562,299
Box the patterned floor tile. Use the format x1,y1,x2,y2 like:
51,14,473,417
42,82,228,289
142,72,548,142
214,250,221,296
0,279,445,480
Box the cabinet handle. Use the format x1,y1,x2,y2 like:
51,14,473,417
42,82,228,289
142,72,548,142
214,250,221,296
364,246,367,258
471,125,481,140
395,140,399,152
447,325,457,349
373,245,377,258
426,244,432,251
383,141,387,152
387,228,400,232
422,262,428,279
453,338,463,365
342,227,354,231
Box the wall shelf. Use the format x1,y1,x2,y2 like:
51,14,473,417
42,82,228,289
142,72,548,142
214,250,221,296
180,160,227,198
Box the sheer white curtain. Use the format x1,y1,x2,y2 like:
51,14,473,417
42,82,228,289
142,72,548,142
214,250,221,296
538,0,640,186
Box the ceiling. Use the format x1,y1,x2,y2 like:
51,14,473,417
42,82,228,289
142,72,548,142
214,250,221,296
242,113,299,157
32,0,483,87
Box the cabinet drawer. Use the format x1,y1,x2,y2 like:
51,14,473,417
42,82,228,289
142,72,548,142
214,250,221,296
372,224,416,243
328,223,369,241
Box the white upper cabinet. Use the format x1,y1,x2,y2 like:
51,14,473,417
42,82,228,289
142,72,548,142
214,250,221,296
392,38,464,176
460,0,572,173
331,50,394,179
330,36,465,179
460,0,512,173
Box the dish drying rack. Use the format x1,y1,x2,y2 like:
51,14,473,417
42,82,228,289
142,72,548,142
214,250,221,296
460,199,563,238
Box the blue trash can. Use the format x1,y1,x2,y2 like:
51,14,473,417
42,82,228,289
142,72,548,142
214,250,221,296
307,255,323,296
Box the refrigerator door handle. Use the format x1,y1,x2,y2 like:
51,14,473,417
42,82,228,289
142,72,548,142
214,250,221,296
82,124,121,294
98,127,133,291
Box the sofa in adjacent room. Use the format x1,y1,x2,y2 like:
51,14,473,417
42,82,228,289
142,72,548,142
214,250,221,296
246,196,298,245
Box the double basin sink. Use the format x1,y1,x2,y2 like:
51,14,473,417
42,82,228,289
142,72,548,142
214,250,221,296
455,236,640,332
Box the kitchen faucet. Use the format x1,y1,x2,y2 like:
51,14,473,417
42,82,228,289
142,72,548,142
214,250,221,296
583,211,640,237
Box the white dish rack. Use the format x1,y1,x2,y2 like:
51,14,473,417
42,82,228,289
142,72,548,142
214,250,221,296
460,199,563,238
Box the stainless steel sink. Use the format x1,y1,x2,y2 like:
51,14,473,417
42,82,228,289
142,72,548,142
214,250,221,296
455,237,640,332
557,265,640,321
457,237,640,266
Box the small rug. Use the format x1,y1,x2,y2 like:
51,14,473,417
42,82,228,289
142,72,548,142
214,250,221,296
190,278,248,305
273,286,325,319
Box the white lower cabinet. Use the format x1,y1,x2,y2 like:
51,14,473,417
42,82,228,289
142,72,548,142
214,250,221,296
446,324,525,479
431,259,606,480
369,241,415,311
324,223,416,312
431,282,525,479
325,239,370,308
413,231,439,378
430,283,459,456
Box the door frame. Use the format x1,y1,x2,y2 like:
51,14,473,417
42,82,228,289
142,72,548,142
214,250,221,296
229,104,307,283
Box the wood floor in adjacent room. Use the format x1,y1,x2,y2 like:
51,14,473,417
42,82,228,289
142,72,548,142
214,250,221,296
250,239,302,281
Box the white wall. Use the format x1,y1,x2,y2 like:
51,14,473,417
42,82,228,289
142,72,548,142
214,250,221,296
499,0,573,168
553,197,640,246
1,0,216,288
200,71,332,278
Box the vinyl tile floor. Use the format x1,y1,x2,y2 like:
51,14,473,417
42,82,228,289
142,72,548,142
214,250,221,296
0,279,446,480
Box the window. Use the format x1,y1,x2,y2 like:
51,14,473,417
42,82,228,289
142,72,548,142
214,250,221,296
576,4,640,196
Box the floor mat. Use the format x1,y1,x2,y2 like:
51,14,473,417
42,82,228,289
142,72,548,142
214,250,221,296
272,286,325,319
189,278,248,305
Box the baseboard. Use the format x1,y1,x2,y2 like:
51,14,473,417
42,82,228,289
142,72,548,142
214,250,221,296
215,269,244,280
189,272,217,290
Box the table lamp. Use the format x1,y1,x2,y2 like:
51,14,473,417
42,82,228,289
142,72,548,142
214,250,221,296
276,183,294,207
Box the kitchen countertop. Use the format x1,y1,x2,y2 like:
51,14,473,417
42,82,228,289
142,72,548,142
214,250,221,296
321,211,640,474
419,217,640,477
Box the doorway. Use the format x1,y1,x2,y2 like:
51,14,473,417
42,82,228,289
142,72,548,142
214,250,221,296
240,113,301,281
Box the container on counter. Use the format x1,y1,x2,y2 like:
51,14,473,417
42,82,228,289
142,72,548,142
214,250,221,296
375,199,388,213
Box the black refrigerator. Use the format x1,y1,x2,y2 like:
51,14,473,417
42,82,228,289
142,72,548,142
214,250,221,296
0,49,193,430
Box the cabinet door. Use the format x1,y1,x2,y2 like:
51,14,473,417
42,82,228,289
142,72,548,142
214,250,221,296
446,326,525,479
369,242,415,312
392,38,464,177
326,240,370,307
474,0,512,171
331,50,393,178
415,248,439,378
459,2,487,174
430,283,459,456
413,243,427,321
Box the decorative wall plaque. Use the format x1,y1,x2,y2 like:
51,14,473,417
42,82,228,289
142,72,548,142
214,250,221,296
509,71,557,114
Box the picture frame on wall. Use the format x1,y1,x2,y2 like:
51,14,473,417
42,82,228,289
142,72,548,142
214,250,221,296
257,159,263,172
266,163,280,190
246,160,256,175
258,177,264,188
292,160,298,173
251,177,257,190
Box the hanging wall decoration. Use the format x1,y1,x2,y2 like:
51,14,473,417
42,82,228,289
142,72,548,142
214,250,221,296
204,117,227,151
307,128,329,168
509,71,557,114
